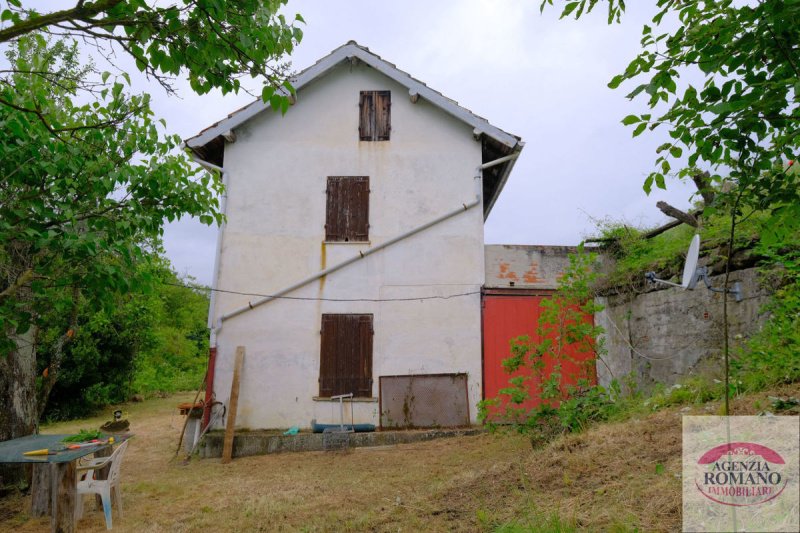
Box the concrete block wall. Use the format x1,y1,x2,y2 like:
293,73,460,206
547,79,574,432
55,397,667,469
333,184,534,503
484,244,577,290
595,267,772,391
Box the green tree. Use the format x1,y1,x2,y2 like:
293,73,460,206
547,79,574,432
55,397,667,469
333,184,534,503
0,36,219,460
543,0,799,233
38,287,156,421
0,1,304,488
40,254,210,421
131,260,210,398
544,0,800,414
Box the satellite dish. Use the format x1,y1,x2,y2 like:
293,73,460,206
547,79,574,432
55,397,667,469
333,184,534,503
644,234,700,289
645,233,743,302
681,234,701,289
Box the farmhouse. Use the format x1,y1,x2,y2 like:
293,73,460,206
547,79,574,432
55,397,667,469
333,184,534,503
185,42,524,430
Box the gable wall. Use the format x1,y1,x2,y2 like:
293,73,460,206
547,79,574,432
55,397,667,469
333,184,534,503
210,62,485,429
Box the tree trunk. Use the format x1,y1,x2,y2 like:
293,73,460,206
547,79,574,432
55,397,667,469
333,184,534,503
0,327,38,489
691,171,715,206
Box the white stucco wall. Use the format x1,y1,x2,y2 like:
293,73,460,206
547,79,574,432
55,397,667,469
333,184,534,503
210,62,485,429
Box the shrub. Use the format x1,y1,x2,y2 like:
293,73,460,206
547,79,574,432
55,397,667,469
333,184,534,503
40,257,209,421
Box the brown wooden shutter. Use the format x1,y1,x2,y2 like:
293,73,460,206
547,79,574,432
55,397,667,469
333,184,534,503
319,314,337,397
356,315,373,396
375,91,391,141
350,176,369,241
326,176,369,242
359,91,390,141
338,314,358,396
325,177,343,242
319,314,373,397
359,92,374,141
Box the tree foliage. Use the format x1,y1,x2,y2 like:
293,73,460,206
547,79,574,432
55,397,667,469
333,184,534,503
41,256,210,421
544,0,800,242
0,1,303,483
1,35,219,336
0,36,220,439
0,0,303,104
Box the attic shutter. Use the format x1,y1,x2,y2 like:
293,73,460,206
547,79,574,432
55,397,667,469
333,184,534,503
374,91,391,141
319,314,373,398
359,90,390,141
326,176,369,242
359,92,374,140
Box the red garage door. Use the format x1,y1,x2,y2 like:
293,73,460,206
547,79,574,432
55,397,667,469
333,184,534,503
482,291,596,414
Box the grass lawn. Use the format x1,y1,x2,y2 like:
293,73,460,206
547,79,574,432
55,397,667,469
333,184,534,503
1,382,798,532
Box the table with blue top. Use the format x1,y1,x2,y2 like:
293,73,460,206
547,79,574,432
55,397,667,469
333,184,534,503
0,433,121,533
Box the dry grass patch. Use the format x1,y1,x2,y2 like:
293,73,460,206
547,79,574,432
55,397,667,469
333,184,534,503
1,393,530,532
0,382,797,532
468,382,800,532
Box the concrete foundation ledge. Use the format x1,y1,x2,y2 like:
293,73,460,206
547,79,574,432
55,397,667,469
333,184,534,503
199,427,484,458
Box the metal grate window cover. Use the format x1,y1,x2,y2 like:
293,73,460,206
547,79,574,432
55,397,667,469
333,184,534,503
379,373,470,429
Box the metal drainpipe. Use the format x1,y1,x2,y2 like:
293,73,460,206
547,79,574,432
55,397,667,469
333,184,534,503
479,153,518,170
214,152,518,331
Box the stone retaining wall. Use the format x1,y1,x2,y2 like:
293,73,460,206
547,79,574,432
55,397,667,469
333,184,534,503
199,428,483,458
595,267,772,391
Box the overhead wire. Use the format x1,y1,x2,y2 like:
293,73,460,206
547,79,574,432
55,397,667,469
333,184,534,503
162,280,481,302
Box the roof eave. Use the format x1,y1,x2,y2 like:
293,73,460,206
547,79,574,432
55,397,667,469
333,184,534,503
483,141,524,220
185,42,521,155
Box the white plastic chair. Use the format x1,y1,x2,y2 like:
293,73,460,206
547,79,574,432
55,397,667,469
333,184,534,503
75,439,129,530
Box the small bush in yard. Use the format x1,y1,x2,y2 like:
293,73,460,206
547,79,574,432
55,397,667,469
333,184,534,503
558,379,622,432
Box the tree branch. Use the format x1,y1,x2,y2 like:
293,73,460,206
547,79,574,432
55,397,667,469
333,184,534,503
37,286,81,419
656,201,699,227
0,0,126,43
0,268,34,300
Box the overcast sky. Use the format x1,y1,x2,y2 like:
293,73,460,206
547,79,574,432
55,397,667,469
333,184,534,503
35,1,701,285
